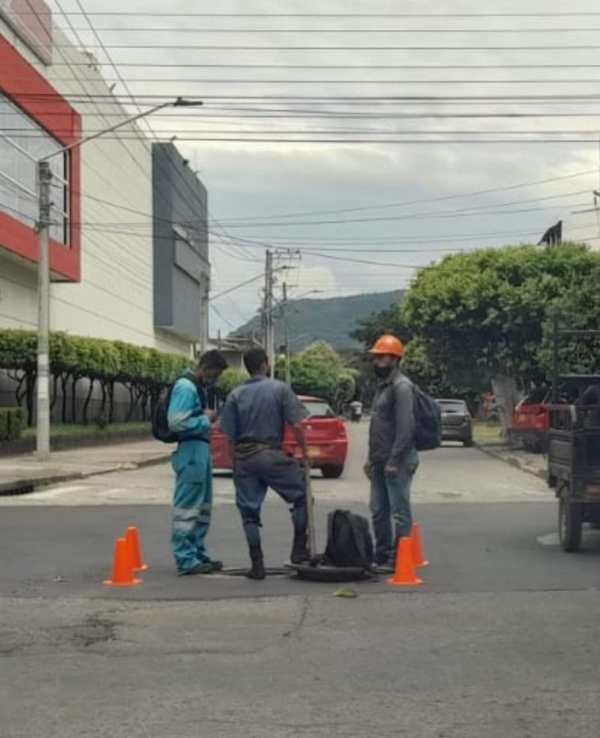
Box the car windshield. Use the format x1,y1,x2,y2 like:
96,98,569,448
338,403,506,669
302,401,336,419
437,400,468,413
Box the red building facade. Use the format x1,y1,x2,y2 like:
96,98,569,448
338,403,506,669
0,30,81,281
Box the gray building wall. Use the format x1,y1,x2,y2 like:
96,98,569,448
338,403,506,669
152,143,210,342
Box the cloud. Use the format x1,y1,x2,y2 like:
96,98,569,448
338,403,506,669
48,0,600,334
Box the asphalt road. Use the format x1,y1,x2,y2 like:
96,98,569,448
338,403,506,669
2,423,600,737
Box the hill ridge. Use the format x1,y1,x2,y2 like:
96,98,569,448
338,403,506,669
233,289,404,351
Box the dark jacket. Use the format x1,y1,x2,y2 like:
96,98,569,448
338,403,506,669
369,370,416,467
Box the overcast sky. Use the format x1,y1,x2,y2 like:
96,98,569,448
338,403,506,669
48,0,600,334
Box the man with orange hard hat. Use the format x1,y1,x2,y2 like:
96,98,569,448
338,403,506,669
365,334,419,572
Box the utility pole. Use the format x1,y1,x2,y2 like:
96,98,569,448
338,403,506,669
199,273,209,355
36,161,52,458
282,282,292,384
264,250,275,377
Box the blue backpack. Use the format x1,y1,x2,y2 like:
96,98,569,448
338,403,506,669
413,385,442,451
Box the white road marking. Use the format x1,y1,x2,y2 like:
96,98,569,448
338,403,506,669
538,532,559,546
18,484,89,501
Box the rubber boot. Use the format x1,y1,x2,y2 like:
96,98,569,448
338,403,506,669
291,529,310,565
246,545,266,581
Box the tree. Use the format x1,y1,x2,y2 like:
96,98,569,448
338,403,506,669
538,259,600,379
0,329,191,427
215,369,248,402
275,341,357,409
403,244,600,430
351,302,409,350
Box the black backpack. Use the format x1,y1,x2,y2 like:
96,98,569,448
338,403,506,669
413,385,442,451
324,510,374,570
152,382,179,444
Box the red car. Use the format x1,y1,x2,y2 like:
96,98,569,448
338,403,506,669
510,389,550,453
211,395,349,478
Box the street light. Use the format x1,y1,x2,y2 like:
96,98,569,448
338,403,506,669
35,97,203,457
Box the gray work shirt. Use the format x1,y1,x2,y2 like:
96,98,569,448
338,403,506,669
369,370,416,467
219,378,306,445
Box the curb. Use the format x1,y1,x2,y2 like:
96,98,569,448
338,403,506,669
0,453,171,497
475,442,547,481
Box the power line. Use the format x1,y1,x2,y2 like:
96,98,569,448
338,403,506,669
7,128,600,136
4,136,595,144
211,272,269,301
208,220,600,254
6,165,595,231
59,1,258,284
47,44,600,51
16,91,600,101
216,192,594,229
41,62,600,69
14,77,600,85
55,26,600,33
23,12,600,18
210,303,236,330
0,272,161,342
217,168,597,222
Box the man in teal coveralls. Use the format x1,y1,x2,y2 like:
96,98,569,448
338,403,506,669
168,350,228,575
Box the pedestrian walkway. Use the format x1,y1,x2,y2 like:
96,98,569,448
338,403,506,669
0,440,171,495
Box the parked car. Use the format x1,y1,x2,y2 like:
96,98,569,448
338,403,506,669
436,399,473,446
211,395,349,478
510,388,550,453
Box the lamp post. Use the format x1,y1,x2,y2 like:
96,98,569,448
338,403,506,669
35,97,203,457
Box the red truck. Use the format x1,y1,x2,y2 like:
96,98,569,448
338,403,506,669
510,389,550,453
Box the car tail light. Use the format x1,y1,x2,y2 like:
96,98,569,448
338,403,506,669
336,420,347,437
586,485,600,496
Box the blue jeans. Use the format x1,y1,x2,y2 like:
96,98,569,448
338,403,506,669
233,448,307,549
370,449,419,564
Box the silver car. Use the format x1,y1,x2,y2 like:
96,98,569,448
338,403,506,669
436,399,473,447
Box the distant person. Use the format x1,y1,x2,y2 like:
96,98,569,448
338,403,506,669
579,383,600,427
168,350,228,576
364,335,418,572
219,348,309,580
349,400,363,423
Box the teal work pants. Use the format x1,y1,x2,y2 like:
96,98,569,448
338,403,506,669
171,440,213,574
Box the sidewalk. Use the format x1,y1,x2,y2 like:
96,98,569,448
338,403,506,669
0,440,171,496
476,441,546,481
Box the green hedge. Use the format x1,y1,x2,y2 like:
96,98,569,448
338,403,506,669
0,407,24,442
0,329,193,426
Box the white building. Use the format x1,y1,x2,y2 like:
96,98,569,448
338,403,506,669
0,2,209,358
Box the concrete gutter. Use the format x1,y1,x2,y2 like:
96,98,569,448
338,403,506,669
476,442,547,481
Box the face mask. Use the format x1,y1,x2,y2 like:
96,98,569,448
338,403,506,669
374,365,393,379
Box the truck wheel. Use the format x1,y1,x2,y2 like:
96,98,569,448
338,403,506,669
559,497,583,553
463,437,474,447
322,465,344,479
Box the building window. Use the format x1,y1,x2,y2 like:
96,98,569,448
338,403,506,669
0,92,70,245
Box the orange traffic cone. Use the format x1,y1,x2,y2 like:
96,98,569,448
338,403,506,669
388,537,424,587
126,526,148,572
104,537,143,587
411,522,429,568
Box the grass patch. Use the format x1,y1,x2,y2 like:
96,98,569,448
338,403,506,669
22,422,151,439
473,421,501,443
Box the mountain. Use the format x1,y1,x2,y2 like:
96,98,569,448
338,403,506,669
233,289,404,351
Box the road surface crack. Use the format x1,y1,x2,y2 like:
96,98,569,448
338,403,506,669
69,616,116,649
283,596,311,639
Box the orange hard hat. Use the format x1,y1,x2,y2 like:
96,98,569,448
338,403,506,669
369,334,404,357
